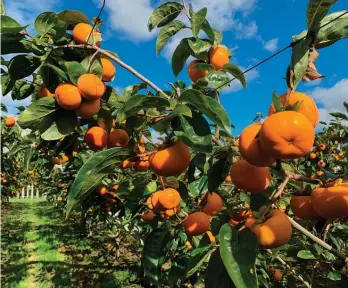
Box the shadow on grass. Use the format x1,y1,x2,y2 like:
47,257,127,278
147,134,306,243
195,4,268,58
2,199,141,287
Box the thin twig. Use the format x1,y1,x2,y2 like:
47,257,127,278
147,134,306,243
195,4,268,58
181,0,191,19
87,50,100,72
52,44,168,97
272,176,290,200
288,216,348,263
267,250,310,288
168,82,181,98
322,220,332,242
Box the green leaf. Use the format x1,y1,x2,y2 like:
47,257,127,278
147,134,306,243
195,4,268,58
212,28,223,46
172,39,191,76
173,112,213,153
205,249,235,288
41,109,77,140
219,224,258,288
147,2,183,31
34,12,66,40
17,97,58,132
120,83,148,101
185,247,212,278
205,71,231,90
64,61,86,85
1,33,25,43
208,147,233,192
0,15,29,33
192,63,215,72
297,250,317,259
188,175,208,197
307,0,337,30
190,7,207,37
8,55,41,81
81,56,103,78
187,38,212,61
201,19,215,44
57,10,89,30
16,106,26,112
156,20,186,55
143,224,172,285
288,36,311,89
152,104,192,133
41,63,69,82
329,112,348,120
316,11,348,48
1,103,8,113
0,0,5,15
97,107,113,134
1,39,44,55
180,89,231,134
327,271,342,281
272,91,284,112
344,102,348,113
250,193,270,212
116,95,170,123
222,63,246,88
11,80,35,100
66,148,132,216
1,73,15,96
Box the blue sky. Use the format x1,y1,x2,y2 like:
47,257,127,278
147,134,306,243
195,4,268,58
3,0,348,134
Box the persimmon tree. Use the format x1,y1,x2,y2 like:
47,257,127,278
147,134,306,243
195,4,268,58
1,0,348,287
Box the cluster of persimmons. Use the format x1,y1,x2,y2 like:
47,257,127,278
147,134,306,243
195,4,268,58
38,23,115,120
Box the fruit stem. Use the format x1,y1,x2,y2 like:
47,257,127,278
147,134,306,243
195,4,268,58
87,50,100,72
181,0,191,19
52,44,168,98
288,216,348,263
267,250,310,288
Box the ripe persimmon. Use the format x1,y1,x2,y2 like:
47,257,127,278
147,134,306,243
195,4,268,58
149,141,190,176
77,74,105,100
84,126,108,151
230,160,271,192
146,191,163,211
72,23,101,46
268,91,319,128
101,58,116,82
97,185,108,196
52,157,61,165
290,196,321,220
134,160,149,172
225,175,232,182
55,83,82,110
108,129,129,148
208,45,229,70
157,188,181,210
201,192,223,216
309,153,317,160
259,111,315,159
183,212,210,236
120,159,136,169
316,170,324,176
38,86,55,97
239,123,274,167
318,144,326,151
60,154,69,163
141,210,156,222
75,99,100,119
187,60,208,83
268,268,282,281
311,182,348,218
251,210,292,249
4,116,16,127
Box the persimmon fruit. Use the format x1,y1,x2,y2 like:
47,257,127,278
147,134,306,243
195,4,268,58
230,160,271,192
201,192,223,216
290,196,321,220
55,83,82,110
209,45,229,70
239,123,274,167
4,116,16,127
84,126,108,151
183,212,210,236
149,141,190,176
72,23,101,46
260,111,315,159
187,60,208,83
77,74,106,100
107,129,129,148
75,99,100,119
101,58,116,82
38,86,55,97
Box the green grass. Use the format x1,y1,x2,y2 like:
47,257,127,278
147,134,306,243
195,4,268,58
1,199,141,288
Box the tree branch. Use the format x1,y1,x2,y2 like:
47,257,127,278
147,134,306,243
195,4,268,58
87,50,100,72
288,216,348,263
52,44,168,97
267,250,310,288
181,0,191,19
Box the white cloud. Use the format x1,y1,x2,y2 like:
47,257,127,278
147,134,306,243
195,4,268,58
303,78,323,87
234,21,258,39
262,38,279,52
97,0,156,42
222,66,260,93
5,0,58,31
308,78,348,130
